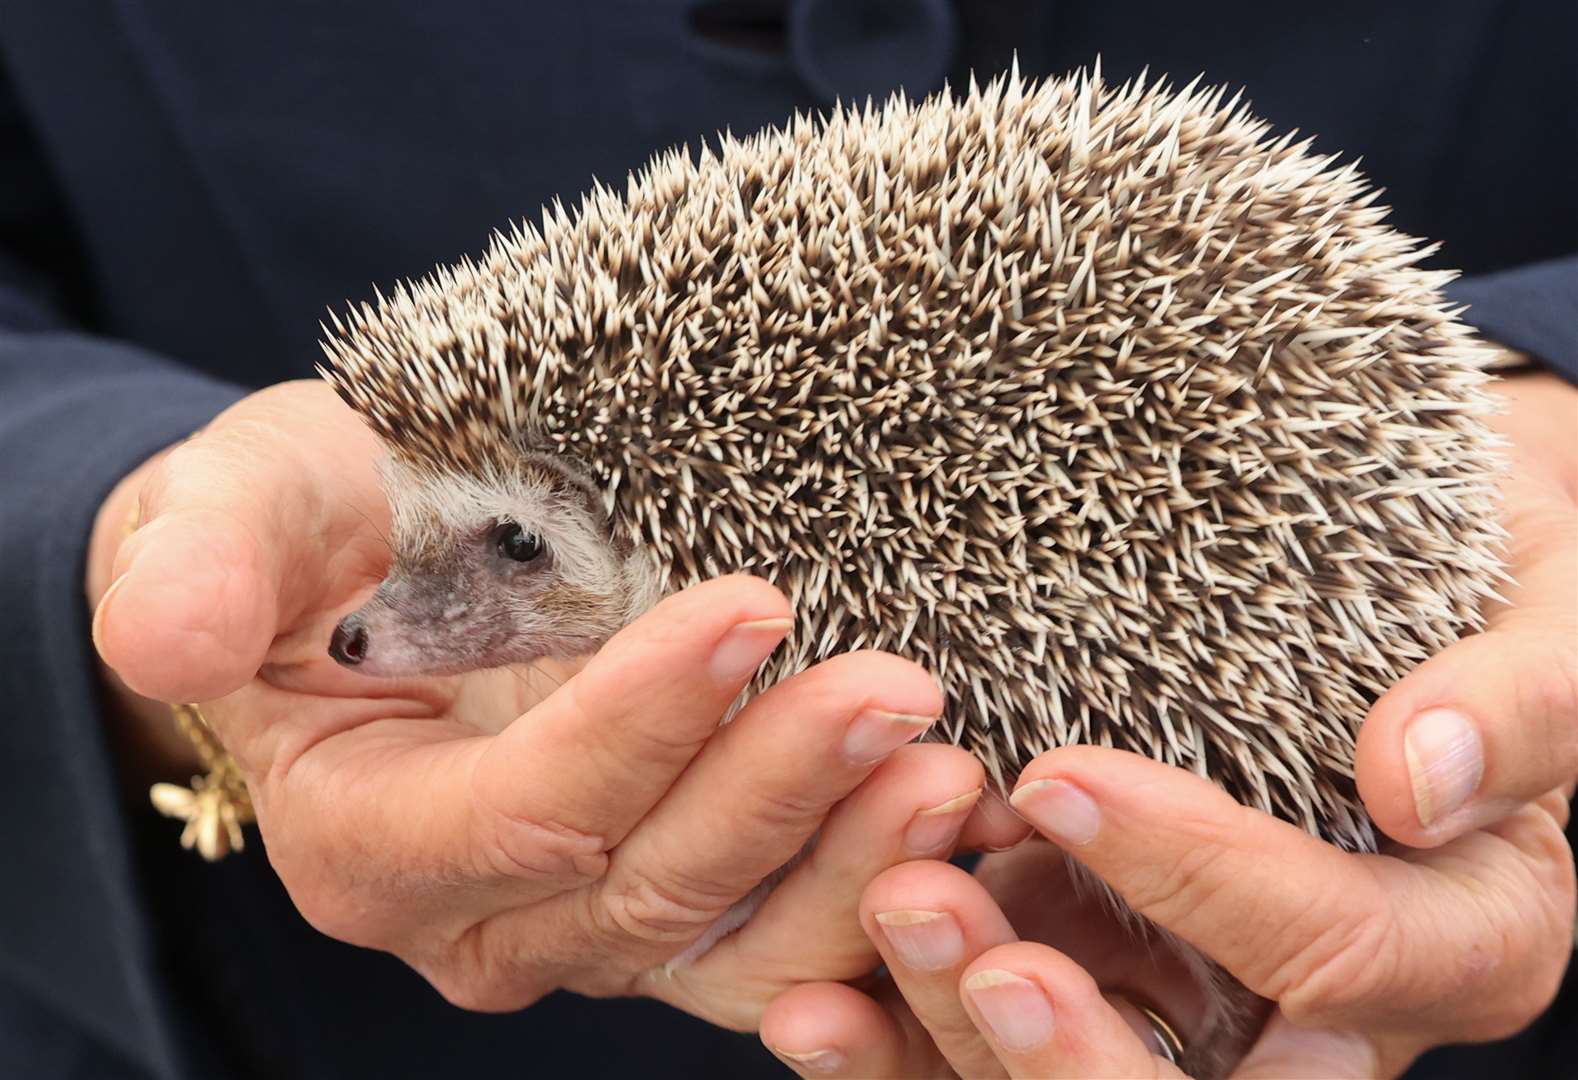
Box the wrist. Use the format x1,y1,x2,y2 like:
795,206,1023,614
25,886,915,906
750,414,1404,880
86,443,205,782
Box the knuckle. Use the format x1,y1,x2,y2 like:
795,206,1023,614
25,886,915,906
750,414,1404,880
1548,643,1578,762
420,924,555,1013
1512,942,1570,1030
743,784,828,833
1515,630,1578,774
471,753,612,887
1273,903,1404,1024
1478,968,1565,1042
595,865,738,946
423,970,520,1013
151,438,244,509
475,808,610,888
1268,847,1571,1042
281,872,367,946
1455,949,1563,1043
1281,909,1407,1023
267,825,397,949
422,966,549,1014
1122,825,1237,926
151,435,205,484
1478,837,1576,1039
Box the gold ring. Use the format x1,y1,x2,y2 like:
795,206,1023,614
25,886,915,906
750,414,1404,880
1134,1002,1184,1065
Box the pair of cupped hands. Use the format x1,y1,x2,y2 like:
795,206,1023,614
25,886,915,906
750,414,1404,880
90,374,1575,1079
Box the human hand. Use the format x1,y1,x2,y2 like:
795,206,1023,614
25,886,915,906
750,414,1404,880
1356,370,1577,845
86,379,1024,1028
762,748,1573,1078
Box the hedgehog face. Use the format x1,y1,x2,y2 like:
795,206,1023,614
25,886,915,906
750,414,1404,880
329,454,649,676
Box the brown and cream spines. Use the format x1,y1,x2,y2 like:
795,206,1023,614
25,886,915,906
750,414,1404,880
321,66,1506,852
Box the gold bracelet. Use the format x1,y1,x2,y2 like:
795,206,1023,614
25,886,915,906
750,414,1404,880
148,704,256,861
121,483,255,861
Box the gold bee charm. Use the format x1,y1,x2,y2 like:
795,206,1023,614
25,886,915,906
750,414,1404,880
148,703,255,861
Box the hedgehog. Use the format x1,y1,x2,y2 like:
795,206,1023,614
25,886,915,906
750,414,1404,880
319,66,1504,1074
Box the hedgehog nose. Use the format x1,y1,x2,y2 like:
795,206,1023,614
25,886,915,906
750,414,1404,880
329,618,369,667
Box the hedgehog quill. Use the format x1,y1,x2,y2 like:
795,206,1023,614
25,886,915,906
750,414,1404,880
320,67,1505,1076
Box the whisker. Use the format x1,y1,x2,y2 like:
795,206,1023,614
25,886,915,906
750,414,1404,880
346,501,394,557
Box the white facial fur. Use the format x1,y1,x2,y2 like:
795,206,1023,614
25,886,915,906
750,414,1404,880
336,453,657,676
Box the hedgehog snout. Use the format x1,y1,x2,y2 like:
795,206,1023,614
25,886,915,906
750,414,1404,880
329,616,369,667
326,563,536,677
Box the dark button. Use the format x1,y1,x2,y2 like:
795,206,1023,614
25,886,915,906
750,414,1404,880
789,0,959,104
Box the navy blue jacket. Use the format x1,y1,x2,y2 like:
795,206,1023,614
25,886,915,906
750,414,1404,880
1,2,1573,1077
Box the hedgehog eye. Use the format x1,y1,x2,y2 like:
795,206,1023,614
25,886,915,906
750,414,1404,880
494,522,546,563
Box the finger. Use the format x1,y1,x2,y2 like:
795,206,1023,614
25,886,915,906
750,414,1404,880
860,854,1215,1077
1008,747,1573,1035
860,860,1018,1078
969,844,1213,1039
760,982,944,1079
600,648,941,933
1010,746,1369,1006
472,575,792,860
1231,1014,1380,1079
1358,621,1577,847
959,942,1185,1079
605,653,940,975
1356,415,1577,847
95,448,283,704
958,786,1034,852
93,386,388,705
678,743,984,1002
496,649,942,995
262,576,795,953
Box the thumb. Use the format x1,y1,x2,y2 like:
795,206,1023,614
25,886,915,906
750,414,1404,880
93,439,286,703
1356,623,1578,848
1232,1015,1379,1079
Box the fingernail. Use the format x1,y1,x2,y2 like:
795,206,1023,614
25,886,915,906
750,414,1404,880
710,617,792,682
904,789,981,854
964,969,1055,1051
843,709,935,764
771,1047,846,1074
874,909,965,971
1009,779,1100,846
1404,707,1484,827
91,573,130,657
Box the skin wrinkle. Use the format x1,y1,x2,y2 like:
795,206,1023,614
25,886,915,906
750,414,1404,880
432,920,559,1013
621,817,778,913
565,680,706,771
1368,825,1555,1040
257,703,460,824
468,744,613,885
1099,795,1244,921
1269,886,1401,1025
598,862,744,945
162,437,307,585
1399,898,1513,1038
1450,829,1572,1013
473,809,611,886
1126,837,1240,944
